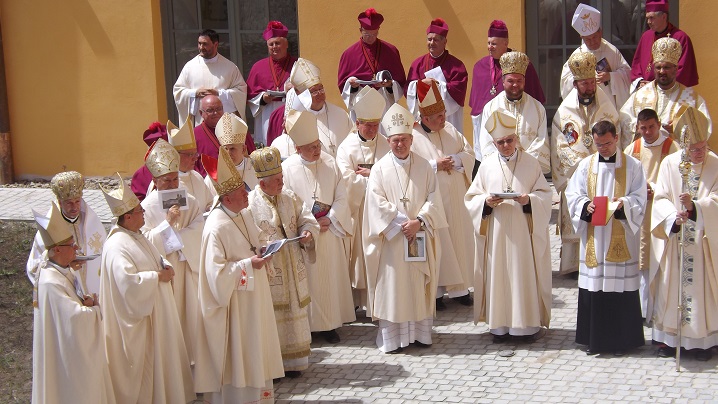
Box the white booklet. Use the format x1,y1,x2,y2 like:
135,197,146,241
404,231,427,262
261,235,304,258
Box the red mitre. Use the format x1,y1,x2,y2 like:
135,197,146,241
142,122,167,147
427,18,449,37
263,21,288,41
488,20,509,38
201,154,219,182
358,8,384,30
645,0,669,13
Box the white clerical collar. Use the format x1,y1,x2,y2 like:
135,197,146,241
220,203,239,218
236,159,246,171
391,152,411,166
178,170,190,177
644,135,668,147
48,260,71,275
657,82,678,94
430,50,446,59
201,54,219,64
300,155,320,165
62,210,80,224
309,104,327,115
500,149,518,162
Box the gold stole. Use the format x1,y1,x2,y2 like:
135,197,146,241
585,152,631,267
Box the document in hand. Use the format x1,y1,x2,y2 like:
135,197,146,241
591,196,620,226
261,235,304,258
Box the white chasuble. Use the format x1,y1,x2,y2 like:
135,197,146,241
478,91,550,174
173,54,248,123
335,132,391,306
566,152,647,293
194,206,284,397
179,169,213,211
411,122,475,291
649,151,718,349
100,226,194,404
551,86,620,274
308,102,354,157
27,200,106,297
32,261,115,404
141,190,204,363
465,150,553,330
363,152,448,323
620,82,711,142
282,152,356,330
247,187,319,370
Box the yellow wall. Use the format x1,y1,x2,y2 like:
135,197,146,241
297,0,525,136
0,0,167,178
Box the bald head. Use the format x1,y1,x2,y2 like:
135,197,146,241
200,95,223,128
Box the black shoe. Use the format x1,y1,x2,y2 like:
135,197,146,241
453,294,474,306
386,346,404,354
658,345,676,358
435,297,447,311
695,349,713,361
614,350,626,357
585,348,599,356
320,329,340,343
492,333,509,343
411,341,432,348
284,370,302,378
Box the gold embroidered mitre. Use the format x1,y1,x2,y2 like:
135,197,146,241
674,106,709,144
381,103,414,138
101,173,140,217
216,113,248,146
499,51,530,76
167,116,196,151
202,147,244,196
417,80,446,117
250,147,283,178
484,109,517,141
652,37,682,66
568,52,597,81
286,109,319,147
290,58,322,94
354,86,385,123
32,202,73,248
144,138,179,177
50,171,84,201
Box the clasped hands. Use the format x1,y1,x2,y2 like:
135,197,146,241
401,218,422,242
486,194,530,208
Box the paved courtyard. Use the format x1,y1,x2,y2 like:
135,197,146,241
2,185,717,402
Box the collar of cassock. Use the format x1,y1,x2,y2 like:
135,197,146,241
420,121,437,134
220,203,239,218
598,152,617,163
62,210,79,224
391,152,411,166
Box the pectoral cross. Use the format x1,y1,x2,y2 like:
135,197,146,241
400,196,410,208
505,187,514,193
312,194,318,201
329,144,336,154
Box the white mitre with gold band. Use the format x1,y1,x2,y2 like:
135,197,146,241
652,37,682,66
50,171,84,201
144,138,180,177
32,202,73,248
354,86,386,122
500,51,530,76
381,103,414,137
101,173,140,217
167,116,196,151
484,109,518,140
290,57,321,94
568,52,597,81
216,112,248,146
202,147,245,196
675,106,709,144
286,109,319,147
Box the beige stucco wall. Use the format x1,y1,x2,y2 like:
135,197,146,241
0,0,167,178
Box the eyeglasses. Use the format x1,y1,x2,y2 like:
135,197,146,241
595,140,614,148
310,87,325,96
57,242,78,249
202,108,223,115
495,138,515,146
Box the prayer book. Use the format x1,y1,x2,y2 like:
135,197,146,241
159,188,189,211
312,201,332,219
591,196,620,226
596,57,611,86
404,231,427,262
261,235,304,258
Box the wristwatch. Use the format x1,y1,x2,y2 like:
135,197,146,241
417,216,425,228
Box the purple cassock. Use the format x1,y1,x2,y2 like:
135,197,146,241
406,50,468,106
193,121,256,177
337,39,407,92
630,23,698,87
131,122,167,201
246,55,298,100
266,107,284,146
468,53,546,116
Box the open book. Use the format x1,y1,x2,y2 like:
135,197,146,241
261,235,304,258
591,196,621,226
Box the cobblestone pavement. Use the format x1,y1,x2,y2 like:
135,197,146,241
2,185,717,402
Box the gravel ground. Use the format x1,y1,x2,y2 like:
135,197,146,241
0,177,124,190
